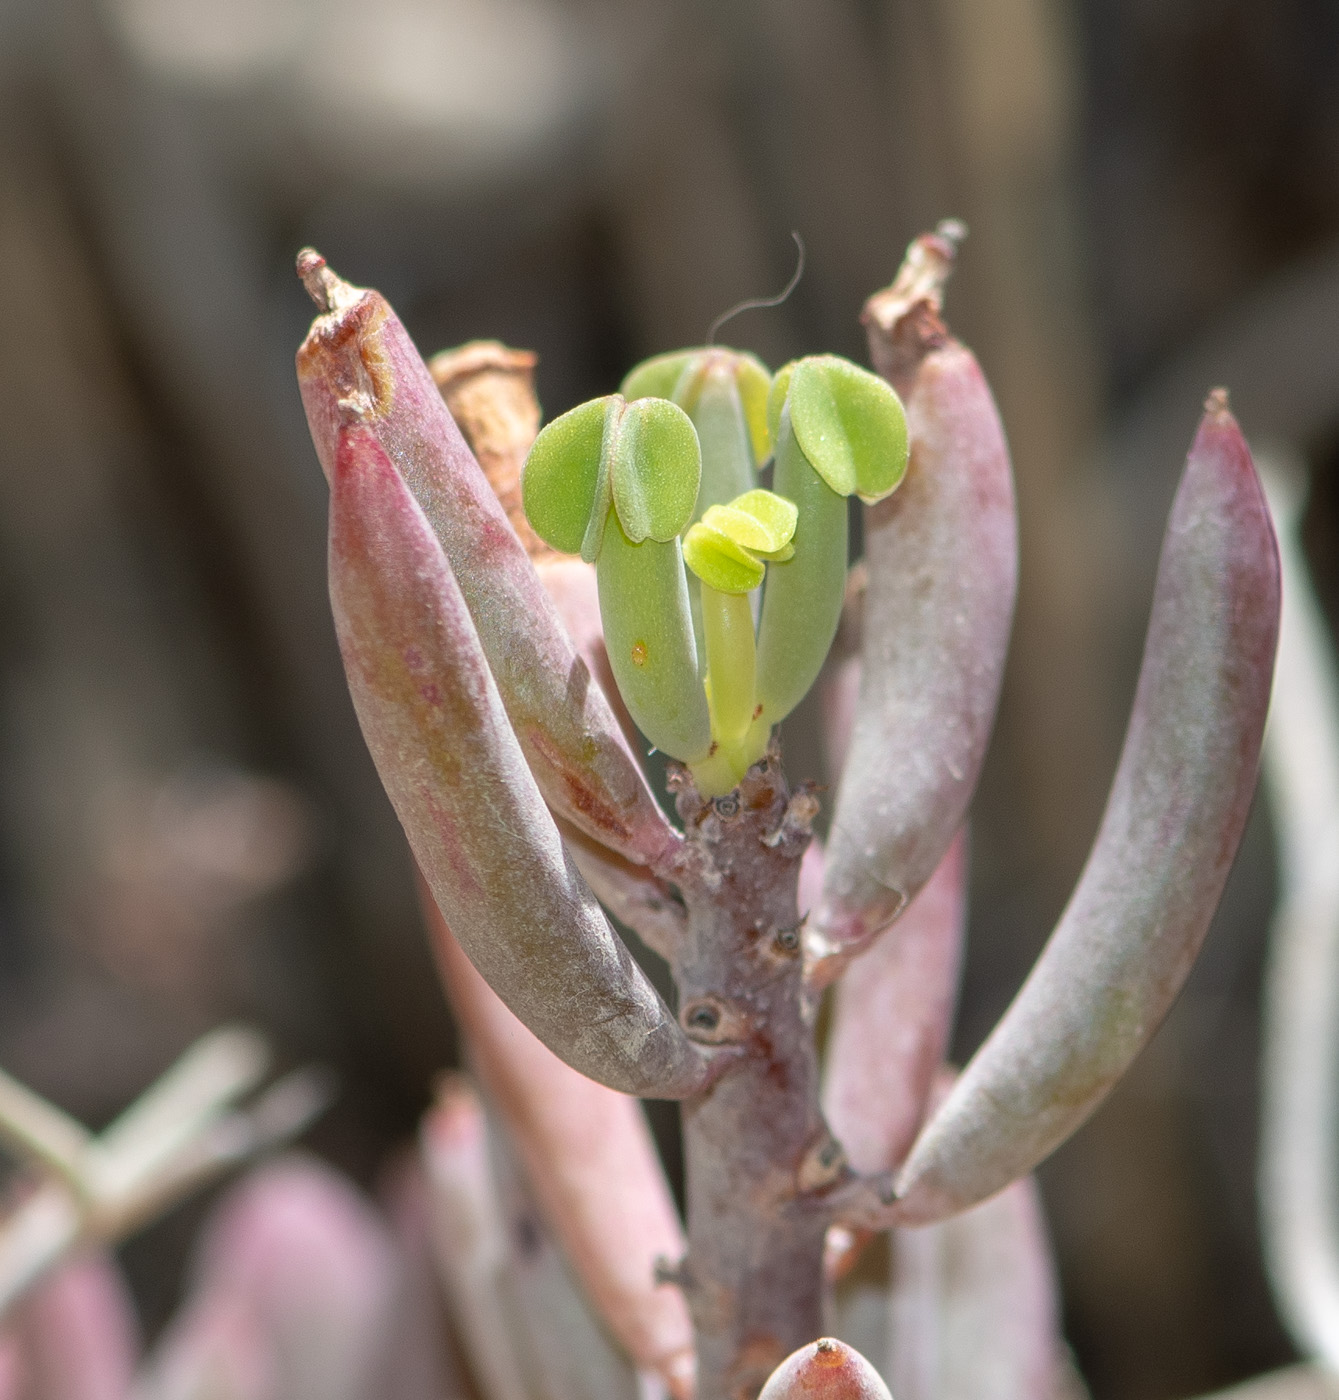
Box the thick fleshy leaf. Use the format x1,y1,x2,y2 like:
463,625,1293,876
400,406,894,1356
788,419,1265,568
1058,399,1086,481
877,393,1279,1224
419,1081,533,1400
884,1175,1061,1400
682,523,766,595
622,350,696,405
425,890,695,1396
822,834,966,1176
328,424,709,1098
610,398,701,544
753,411,849,729
3,1255,136,1400
787,356,908,504
135,1158,396,1400
815,337,1017,957
758,1339,891,1400
522,397,612,556
597,519,712,764
296,254,676,870
487,1110,655,1400
559,819,687,961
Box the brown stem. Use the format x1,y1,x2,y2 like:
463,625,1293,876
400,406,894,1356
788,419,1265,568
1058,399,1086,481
667,751,840,1400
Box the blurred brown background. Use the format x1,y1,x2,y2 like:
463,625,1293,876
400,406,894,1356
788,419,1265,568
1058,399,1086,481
1,0,1338,1395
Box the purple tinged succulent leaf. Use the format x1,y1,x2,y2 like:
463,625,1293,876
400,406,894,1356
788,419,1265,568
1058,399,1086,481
815,325,1017,958
884,1175,1061,1400
296,252,676,871
420,1082,532,1400
135,1158,397,1400
757,1339,891,1400
878,393,1279,1225
822,832,966,1177
559,820,688,961
423,893,696,1397
0,1254,137,1400
484,1103,647,1400
328,423,709,1099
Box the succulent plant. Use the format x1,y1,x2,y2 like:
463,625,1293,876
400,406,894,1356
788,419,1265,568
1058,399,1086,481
283,220,1281,1400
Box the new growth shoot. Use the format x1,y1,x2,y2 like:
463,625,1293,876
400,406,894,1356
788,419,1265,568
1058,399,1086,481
522,349,909,795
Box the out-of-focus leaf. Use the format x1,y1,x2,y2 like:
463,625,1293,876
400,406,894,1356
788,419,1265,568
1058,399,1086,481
425,892,694,1397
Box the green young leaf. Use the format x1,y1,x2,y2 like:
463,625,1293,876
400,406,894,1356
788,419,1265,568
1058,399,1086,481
735,355,773,466
703,489,798,557
596,512,711,763
609,397,701,543
683,524,766,595
621,350,696,404
683,488,798,595
787,355,908,503
767,362,795,448
691,365,759,520
753,407,849,728
522,396,613,556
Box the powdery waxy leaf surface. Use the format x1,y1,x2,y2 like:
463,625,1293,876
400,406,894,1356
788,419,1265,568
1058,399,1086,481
609,397,701,544
327,424,710,1099
816,338,1017,955
883,393,1280,1224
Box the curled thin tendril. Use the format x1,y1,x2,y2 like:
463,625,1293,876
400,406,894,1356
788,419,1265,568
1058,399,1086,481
706,233,806,346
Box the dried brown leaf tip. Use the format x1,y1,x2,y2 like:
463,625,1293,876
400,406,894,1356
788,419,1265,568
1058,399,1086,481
860,218,964,394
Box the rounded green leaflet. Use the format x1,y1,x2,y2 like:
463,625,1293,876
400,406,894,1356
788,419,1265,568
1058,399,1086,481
522,396,613,555
787,355,908,503
683,488,798,595
705,489,797,556
621,350,697,404
683,523,766,595
596,510,711,763
610,397,701,544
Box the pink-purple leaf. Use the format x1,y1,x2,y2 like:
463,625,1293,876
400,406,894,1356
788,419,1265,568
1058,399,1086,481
297,253,676,871
328,423,708,1099
424,891,695,1396
872,393,1279,1225
815,332,1016,956
822,832,966,1177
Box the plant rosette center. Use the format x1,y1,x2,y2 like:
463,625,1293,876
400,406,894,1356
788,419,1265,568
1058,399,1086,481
521,351,908,796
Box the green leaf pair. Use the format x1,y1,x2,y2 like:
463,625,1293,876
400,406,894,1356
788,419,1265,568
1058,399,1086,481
522,395,701,562
521,348,909,797
683,490,798,595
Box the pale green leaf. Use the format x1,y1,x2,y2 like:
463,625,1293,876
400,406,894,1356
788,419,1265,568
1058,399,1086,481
522,397,612,555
